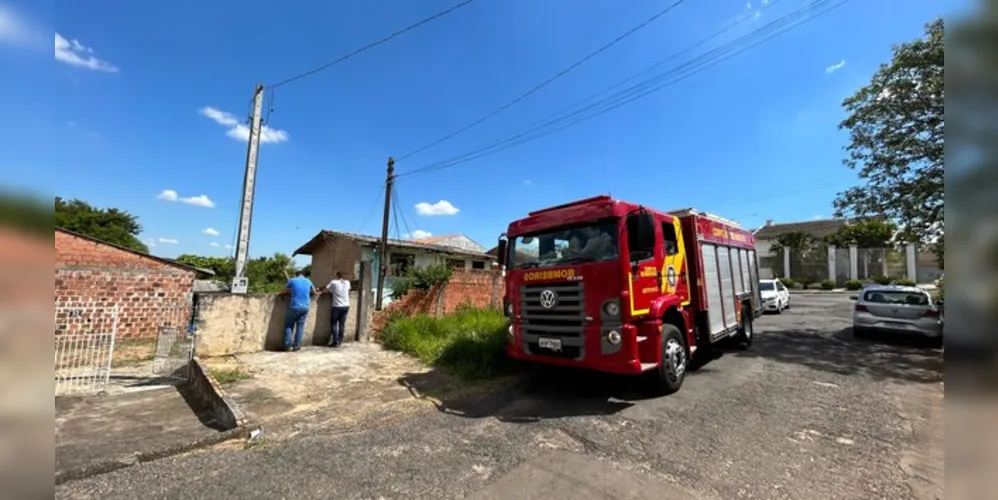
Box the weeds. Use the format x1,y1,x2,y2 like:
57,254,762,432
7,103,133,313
209,367,251,385
380,306,510,380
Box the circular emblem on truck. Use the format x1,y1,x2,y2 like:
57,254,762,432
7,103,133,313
666,265,678,287
539,289,558,309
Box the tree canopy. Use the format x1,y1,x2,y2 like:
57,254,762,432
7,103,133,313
55,196,148,252
175,252,300,293
834,18,943,246
825,219,898,248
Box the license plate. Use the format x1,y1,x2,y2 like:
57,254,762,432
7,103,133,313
538,337,562,351
881,321,908,329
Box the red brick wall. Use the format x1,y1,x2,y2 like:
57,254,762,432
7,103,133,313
371,269,504,335
54,231,195,338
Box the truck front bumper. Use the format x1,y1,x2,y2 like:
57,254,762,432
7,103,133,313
506,322,654,375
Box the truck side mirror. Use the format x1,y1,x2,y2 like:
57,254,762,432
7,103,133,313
496,238,508,268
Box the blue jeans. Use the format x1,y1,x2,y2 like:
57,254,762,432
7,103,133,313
329,306,350,345
284,306,309,349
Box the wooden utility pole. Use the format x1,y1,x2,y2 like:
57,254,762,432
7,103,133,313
374,157,395,310
231,84,265,294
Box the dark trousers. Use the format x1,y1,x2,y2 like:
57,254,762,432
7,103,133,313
329,306,350,345
284,306,309,349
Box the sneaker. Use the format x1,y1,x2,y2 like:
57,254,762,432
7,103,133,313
284,346,294,352
293,346,301,352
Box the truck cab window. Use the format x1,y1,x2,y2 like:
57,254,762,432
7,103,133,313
626,213,655,263
662,222,679,256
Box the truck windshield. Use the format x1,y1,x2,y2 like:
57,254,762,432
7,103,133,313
509,220,619,269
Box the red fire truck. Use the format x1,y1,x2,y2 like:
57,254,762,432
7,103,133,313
496,195,762,394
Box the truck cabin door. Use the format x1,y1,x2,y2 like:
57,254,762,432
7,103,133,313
661,217,691,306
625,211,660,317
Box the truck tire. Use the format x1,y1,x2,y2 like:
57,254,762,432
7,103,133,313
650,324,688,396
734,303,753,349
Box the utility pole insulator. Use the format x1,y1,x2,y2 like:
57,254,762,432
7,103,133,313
374,157,395,310
231,84,266,294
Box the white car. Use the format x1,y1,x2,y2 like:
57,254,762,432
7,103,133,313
759,279,790,313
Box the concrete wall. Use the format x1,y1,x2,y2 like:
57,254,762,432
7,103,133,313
195,290,372,357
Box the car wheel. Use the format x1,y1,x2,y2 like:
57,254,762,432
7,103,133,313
649,324,688,396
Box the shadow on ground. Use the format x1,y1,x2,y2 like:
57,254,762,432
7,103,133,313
736,327,944,384
397,353,725,423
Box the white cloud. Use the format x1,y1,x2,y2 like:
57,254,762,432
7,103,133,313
406,230,433,240
156,189,216,208
414,200,459,216
198,106,289,144
54,32,118,72
825,59,846,74
0,6,29,44
209,242,221,247
157,237,179,244
144,239,157,248
202,227,220,236
224,244,233,250
522,179,532,185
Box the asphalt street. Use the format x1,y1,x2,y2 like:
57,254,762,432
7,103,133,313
57,294,944,500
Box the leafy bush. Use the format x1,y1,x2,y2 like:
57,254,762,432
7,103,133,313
845,279,863,291
872,275,893,285
797,277,816,290
820,279,836,290
389,276,413,300
894,278,917,287
409,264,453,291
379,306,510,380
779,277,795,288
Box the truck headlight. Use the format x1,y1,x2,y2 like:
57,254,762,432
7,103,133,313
504,298,513,316
606,330,622,345
508,324,515,336
602,300,620,317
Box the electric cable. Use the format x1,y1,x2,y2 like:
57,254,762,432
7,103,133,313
396,0,689,161
397,0,850,179
268,0,480,89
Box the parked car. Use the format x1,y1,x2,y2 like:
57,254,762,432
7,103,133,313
759,279,790,313
850,285,943,346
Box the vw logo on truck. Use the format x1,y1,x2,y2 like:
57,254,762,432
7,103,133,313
539,289,558,309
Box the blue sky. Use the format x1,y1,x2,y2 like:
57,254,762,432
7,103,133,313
2,0,965,264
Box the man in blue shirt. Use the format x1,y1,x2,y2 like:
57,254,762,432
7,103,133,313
282,270,317,351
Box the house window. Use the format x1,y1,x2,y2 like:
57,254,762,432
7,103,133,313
447,258,466,270
389,253,414,276
472,260,486,269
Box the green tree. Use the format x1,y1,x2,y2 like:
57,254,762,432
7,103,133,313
834,18,944,247
825,219,898,248
55,196,148,252
176,252,299,293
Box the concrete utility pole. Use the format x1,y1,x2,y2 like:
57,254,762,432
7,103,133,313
374,157,395,310
231,84,265,294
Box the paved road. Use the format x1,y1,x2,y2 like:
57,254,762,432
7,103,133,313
57,294,944,500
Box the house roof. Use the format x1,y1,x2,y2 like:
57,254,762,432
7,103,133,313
194,280,229,293
56,227,215,276
293,230,495,260
412,234,462,245
752,219,852,240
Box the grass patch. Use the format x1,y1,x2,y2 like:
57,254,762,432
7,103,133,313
111,338,157,367
380,306,510,380
209,367,251,385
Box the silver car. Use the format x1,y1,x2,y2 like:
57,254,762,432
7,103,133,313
850,285,943,346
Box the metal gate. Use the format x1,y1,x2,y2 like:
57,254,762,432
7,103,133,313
54,305,118,396
152,323,195,379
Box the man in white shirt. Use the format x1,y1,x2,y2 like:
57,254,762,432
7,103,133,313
323,271,351,347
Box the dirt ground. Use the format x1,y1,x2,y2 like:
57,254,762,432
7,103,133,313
201,342,489,440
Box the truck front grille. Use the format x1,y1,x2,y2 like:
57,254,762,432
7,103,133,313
519,281,586,340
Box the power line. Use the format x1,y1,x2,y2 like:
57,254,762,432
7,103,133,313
357,184,387,234
398,0,841,178
268,0,480,89
397,0,849,179
391,188,417,240
396,0,689,161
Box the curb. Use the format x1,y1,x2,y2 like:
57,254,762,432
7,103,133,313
55,425,256,485
56,357,255,485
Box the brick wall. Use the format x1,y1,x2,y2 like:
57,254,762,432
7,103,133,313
371,269,504,334
54,231,195,339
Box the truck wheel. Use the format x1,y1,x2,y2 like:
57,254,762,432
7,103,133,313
651,324,688,396
734,303,753,349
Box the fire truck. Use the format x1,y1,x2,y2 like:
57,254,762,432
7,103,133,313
496,195,762,394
